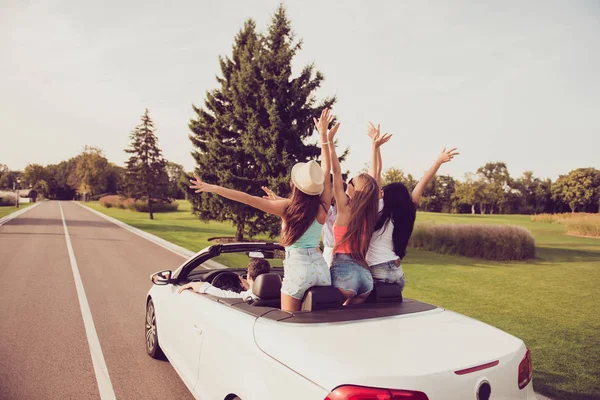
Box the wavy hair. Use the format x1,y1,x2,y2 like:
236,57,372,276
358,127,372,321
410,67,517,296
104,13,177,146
280,185,322,247
334,173,379,267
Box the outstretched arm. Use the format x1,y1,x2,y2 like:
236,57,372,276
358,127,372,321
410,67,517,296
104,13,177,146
367,122,392,188
412,147,459,205
190,174,289,217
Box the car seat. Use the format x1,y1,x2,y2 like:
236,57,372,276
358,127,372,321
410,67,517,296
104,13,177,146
250,273,282,308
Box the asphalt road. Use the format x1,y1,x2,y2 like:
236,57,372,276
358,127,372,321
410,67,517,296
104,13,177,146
0,201,194,400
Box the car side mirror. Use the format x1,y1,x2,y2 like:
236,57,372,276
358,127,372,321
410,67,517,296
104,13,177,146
151,270,173,285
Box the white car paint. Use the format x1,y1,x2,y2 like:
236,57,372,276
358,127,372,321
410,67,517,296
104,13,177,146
147,245,538,400
254,309,537,400
150,284,328,400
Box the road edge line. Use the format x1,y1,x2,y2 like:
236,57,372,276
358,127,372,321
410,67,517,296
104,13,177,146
73,201,222,269
0,202,41,227
59,202,117,400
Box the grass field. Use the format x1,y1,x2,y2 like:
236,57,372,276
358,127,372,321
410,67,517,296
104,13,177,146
0,203,33,219
84,200,600,400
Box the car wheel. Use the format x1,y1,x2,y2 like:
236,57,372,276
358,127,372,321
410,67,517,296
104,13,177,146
145,299,165,359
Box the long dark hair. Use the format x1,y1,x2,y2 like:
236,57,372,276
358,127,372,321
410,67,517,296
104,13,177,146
280,185,322,247
375,182,417,259
335,173,379,267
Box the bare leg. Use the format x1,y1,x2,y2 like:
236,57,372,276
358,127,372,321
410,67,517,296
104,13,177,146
337,288,357,306
347,291,371,305
281,293,302,312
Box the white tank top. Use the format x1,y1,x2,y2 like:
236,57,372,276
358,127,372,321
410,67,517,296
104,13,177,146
366,199,399,266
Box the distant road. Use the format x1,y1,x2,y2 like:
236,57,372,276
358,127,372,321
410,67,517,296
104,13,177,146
0,201,193,399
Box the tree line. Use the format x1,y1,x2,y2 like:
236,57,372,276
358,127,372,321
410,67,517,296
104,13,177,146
381,163,600,215
0,110,189,219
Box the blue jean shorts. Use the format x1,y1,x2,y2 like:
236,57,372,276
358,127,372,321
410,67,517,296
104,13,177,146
370,260,405,291
282,248,331,300
330,254,373,296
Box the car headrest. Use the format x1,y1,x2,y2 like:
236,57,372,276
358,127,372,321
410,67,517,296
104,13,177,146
301,286,345,311
366,282,403,303
252,273,282,300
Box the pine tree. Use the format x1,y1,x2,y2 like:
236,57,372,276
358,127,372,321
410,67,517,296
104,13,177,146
124,109,169,220
189,6,344,240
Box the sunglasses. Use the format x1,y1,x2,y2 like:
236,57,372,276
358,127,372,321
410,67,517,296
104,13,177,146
348,178,354,187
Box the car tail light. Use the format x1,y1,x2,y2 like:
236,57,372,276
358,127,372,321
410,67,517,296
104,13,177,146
518,349,533,390
325,385,429,400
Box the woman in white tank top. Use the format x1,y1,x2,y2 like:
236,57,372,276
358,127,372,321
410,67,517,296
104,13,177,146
365,122,459,288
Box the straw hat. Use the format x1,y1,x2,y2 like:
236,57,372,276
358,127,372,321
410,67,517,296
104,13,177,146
290,160,324,195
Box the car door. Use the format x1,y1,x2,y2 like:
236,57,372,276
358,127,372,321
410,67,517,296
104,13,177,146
164,287,206,390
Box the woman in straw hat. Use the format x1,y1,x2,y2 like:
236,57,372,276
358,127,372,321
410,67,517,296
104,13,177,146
190,109,339,312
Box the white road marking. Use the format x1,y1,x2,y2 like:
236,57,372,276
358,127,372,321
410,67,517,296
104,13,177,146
0,202,41,227
59,203,117,400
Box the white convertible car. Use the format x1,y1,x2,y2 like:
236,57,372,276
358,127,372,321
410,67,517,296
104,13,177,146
145,243,537,400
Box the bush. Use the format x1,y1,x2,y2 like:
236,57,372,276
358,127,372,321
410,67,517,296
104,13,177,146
0,192,17,206
129,200,178,213
98,195,178,213
90,193,115,201
564,221,600,238
99,195,134,209
409,224,536,261
532,213,600,237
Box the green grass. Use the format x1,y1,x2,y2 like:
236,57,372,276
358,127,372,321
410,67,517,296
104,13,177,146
84,201,600,400
0,203,33,218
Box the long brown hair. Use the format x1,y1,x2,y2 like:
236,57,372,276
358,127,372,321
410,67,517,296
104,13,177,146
280,185,322,247
334,173,379,267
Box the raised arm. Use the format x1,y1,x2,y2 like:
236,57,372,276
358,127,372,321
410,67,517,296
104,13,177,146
190,174,289,217
412,147,459,205
367,122,392,188
313,108,337,210
328,123,349,213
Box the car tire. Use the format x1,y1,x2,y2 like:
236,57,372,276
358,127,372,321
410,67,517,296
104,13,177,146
145,299,165,359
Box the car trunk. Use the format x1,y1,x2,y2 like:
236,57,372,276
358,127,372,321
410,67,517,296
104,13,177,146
254,309,534,400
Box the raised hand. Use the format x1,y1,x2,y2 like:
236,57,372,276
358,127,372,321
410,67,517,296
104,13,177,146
327,121,341,142
189,173,215,193
313,108,333,136
368,122,380,140
368,122,392,148
261,186,282,200
436,147,459,164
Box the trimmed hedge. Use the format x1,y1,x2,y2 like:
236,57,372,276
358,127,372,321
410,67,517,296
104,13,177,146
89,193,115,201
409,223,536,261
98,195,178,213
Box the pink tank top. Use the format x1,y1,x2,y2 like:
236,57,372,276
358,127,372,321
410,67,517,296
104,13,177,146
333,224,352,254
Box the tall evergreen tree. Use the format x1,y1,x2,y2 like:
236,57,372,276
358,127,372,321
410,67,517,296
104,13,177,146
189,7,342,240
124,109,169,219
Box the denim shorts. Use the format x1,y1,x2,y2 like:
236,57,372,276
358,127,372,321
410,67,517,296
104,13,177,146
330,253,374,296
370,260,406,290
282,248,331,300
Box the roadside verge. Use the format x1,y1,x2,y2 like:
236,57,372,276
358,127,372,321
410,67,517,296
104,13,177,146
0,202,41,227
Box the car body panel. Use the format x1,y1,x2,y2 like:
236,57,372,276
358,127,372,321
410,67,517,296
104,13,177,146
148,285,328,400
254,309,534,399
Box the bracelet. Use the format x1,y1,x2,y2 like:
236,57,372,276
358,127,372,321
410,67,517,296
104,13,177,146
321,142,330,146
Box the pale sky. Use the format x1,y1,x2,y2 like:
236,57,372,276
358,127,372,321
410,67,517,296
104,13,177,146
1,0,599,181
